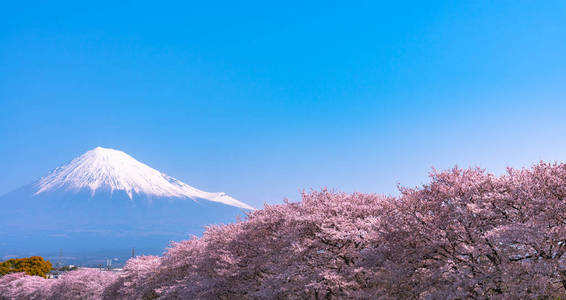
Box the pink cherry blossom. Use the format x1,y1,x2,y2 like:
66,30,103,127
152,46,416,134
2,162,566,299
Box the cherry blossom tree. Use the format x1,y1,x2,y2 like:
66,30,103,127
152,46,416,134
0,269,117,300
134,191,392,299
365,164,566,298
145,163,566,299
2,162,566,299
0,272,53,299
102,255,161,299
48,269,118,300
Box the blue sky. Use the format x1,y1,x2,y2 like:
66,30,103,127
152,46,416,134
1,1,566,208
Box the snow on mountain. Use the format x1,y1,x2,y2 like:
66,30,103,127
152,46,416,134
0,147,255,264
34,147,254,210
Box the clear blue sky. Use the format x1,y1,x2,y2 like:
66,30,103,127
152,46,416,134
1,1,566,208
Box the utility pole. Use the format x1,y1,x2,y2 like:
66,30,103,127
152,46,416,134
132,247,135,258
58,249,63,269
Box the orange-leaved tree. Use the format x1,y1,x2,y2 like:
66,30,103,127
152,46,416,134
0,256,52,278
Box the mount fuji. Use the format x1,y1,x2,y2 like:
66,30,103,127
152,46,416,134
0,147,254,265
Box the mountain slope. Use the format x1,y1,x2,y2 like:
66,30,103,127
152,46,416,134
0,147,253,265
34,146,253,210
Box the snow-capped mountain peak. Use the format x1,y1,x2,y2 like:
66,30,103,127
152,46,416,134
34,146,254,210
